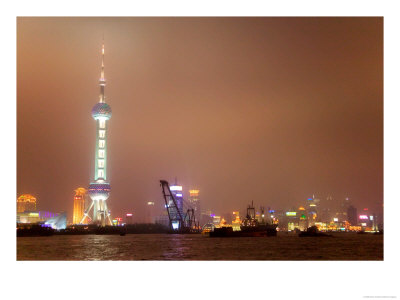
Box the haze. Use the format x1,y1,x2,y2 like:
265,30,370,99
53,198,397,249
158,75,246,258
17,17,383,221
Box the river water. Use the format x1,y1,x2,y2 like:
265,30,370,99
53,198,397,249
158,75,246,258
17,232,383,260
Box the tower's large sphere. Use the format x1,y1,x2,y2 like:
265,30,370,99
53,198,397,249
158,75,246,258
92,103,112,120
88,182,111,201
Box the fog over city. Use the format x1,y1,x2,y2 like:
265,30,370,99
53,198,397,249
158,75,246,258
17,17,383,221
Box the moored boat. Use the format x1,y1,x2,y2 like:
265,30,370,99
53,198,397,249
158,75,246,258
210,201,277,237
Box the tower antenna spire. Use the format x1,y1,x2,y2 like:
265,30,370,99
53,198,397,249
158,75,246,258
99,36,106,103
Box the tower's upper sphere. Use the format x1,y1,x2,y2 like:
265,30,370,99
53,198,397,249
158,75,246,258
92,103,112,120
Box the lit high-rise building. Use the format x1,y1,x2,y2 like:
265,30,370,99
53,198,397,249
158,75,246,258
232,211,241,231
170,181,183,216
347,205,357,225
146,201,155,223
73,188,86,224
188,189,200,222
126,213,133,224
17,194,37,213
81,41,112,226
307,195,319,226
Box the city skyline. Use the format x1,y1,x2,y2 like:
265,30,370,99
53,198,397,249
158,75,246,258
17,17,383,221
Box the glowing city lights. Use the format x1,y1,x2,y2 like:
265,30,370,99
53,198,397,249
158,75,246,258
286,212,296,216
17,194,37,213
189,189,200,196
170,185,182,191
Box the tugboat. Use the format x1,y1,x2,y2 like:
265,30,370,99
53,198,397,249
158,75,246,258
210,202,277,237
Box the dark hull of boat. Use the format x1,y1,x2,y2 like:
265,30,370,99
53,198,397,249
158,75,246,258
210,225,277,237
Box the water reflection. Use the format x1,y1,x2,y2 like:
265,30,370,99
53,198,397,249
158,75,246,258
162,235,191,260
17,233,383,261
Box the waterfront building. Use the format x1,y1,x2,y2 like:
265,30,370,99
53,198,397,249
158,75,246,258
299,211,307,231
371,214,378,231
232,211,241,231
347,205,358,225
334,197,351,222
307,196,319,226
17,212,40,223
358,209,378,231
340,197,351,213
146,201,155,223
285,209,298,231
271,209,283,226
268,208,278,224
318,195,334,223
73,188,86,224
126,213,133,224
170,180,183,216
112,217,122,226
17,211,61,224
212,215,221,228
221,212,233,224
82,41,112,226
17,194,37,213
44,212,67,230
188,189,200,222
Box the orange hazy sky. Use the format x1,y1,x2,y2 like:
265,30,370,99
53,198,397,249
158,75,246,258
17,17,383,220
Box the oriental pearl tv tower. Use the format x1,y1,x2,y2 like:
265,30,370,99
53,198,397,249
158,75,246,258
80,41,112,226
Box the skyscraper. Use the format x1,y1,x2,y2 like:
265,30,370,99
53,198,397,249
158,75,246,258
347,205,357,225
188,189,200,222
170,180,183,216
307,195,319,226
146,201,155,223
125,213,133,224
17,194,37,213
81,42,112,226
73,187,86,224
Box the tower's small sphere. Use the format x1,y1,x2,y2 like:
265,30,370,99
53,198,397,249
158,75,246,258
92,103,112,120
88,182,111,201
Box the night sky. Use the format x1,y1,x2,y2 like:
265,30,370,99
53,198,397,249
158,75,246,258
17,17,383,221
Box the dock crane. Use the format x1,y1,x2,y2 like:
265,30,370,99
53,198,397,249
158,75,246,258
160,180,200,233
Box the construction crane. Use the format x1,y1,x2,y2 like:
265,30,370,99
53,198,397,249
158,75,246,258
160,180,200,233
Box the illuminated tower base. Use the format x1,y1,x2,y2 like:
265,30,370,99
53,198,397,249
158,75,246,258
81,181,112,226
